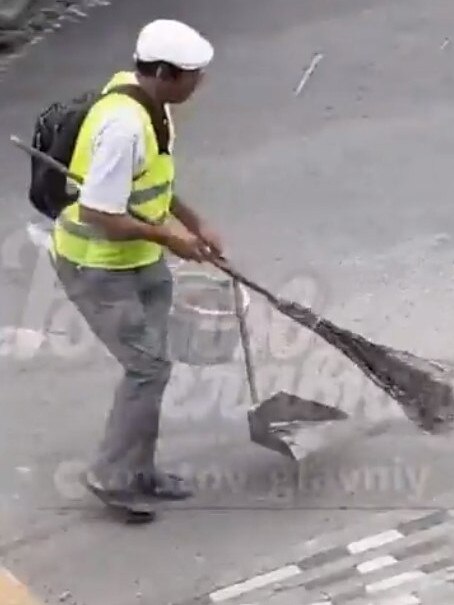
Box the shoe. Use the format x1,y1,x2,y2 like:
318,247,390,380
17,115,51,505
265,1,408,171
136,471,193,500
83,472,156,523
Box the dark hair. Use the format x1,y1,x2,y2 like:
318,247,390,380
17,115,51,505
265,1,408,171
135,59,184,80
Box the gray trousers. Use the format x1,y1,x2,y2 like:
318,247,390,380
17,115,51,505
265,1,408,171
54,254,173,491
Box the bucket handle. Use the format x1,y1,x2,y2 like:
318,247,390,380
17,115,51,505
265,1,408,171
232,277,260,408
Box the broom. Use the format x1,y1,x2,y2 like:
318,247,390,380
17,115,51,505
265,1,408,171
11,134,454,435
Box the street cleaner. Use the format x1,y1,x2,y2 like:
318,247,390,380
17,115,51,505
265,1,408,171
49,19,223,522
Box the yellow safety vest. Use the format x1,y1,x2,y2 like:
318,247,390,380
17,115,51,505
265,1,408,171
52,71,175,269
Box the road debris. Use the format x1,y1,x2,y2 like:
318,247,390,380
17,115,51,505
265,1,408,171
0,327,45,359
15,466,32,474
294,52,324,96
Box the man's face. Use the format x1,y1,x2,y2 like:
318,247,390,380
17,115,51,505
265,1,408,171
165,68,205,104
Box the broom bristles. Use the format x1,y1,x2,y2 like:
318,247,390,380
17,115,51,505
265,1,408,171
276,298,454,434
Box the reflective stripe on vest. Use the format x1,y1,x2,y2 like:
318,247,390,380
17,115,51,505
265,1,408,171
128,181,171,206
59,180,171,239
56,211,166,240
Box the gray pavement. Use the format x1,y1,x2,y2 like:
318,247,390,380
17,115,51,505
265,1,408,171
2,0,454,603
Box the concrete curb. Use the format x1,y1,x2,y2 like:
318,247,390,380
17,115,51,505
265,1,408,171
0,567,44,604
0,0,34,28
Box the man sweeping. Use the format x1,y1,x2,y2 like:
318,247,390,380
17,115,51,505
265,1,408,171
51,19,223,521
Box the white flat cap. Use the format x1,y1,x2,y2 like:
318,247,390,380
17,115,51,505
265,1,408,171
134,19,214,70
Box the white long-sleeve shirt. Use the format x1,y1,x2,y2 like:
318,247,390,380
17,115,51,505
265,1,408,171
78,105,145,214
79,104,173,214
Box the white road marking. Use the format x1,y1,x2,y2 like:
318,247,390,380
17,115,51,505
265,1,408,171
366,571,427,594
294,53,324,96
375,595,421,605
204,489,454,605
357,555,397,574
348,529,404,554
209,566,301,602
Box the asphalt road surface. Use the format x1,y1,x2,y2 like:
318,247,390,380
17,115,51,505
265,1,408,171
2,0,454,604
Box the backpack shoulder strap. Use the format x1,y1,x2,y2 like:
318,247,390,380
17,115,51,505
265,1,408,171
105,83,170,154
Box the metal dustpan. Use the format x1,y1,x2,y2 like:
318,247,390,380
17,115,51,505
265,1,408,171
232,279,356,461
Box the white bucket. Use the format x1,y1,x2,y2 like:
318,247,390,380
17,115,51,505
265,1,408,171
169,269,250,366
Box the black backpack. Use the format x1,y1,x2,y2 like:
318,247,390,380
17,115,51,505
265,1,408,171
28,83,166,220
